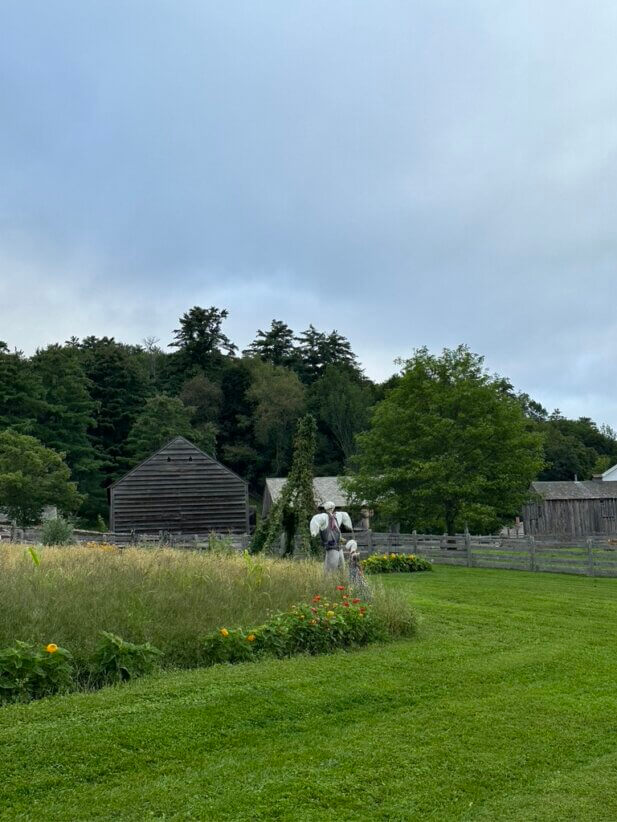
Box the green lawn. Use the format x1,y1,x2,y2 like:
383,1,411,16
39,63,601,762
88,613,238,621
3,567,617,821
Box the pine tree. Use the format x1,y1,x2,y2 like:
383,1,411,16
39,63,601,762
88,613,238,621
0,343,47,433
250,414,317,555
295,326,361,383
244,320,297,367
170,306,237,369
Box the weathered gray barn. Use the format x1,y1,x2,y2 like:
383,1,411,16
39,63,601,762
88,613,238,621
523,480,617,537
110,437,249,535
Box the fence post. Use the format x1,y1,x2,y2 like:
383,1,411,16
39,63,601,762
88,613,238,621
586,537,594,576
412,529,418,554
367,529,373,554
465,529,472,567
529,535,535,572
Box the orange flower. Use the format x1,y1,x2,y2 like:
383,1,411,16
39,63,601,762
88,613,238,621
247,634,256,642
45,643,58,654
312,595,321,602
352,598,361,604
336,585,345,591
219,628,229,638
360,607,367,614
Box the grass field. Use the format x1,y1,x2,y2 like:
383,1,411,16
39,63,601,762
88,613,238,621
3,566,617,821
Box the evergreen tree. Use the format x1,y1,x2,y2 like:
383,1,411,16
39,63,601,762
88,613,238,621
126,394,215,462
244,320,297,367
0,343,47,433
31,344,102,522
295,325,361,383
170,306,237,371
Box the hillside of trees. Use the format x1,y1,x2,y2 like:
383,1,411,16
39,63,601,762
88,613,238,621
1,305,616,527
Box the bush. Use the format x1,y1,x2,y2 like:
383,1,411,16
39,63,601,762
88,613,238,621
41,516,74,546
362,552,432,574
0,641,73,703
92,631,162,685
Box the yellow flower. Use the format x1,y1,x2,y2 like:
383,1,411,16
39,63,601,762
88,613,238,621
358,613,365,619
219,628,229,638
247,634,256,642
45,643,58,653
326,610,335,618
309,619,317,625
298,614,305,620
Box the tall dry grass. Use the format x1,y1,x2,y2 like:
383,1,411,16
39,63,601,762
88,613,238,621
0,544,415,668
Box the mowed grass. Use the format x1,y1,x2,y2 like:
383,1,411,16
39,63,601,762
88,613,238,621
3,567,617,821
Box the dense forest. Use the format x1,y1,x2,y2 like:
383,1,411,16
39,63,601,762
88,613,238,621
1,305,616,527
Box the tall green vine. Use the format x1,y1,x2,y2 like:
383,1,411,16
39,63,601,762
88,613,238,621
250,414,317,555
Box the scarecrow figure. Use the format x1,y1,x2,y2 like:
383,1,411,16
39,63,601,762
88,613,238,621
310,501,353,572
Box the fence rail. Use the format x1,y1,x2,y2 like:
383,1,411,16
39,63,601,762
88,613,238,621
4,525,617,577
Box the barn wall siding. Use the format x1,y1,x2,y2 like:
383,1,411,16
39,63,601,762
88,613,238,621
523,498,617,537
110,438,248,534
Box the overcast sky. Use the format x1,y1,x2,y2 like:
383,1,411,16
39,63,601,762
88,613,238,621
1,2,616,426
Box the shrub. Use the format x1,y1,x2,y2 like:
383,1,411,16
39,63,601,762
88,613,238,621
0,641,74,703
41,516,74,546
362,552,432,574
91,631,162,685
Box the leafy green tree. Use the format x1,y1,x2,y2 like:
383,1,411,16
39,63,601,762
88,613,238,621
179,374,223,426
0,343,46,433
126,394,215,462
244,320,297,367
309,365,374,461
0,430,82,526
251,414,317,555
247,360,306,475
345,346,544,534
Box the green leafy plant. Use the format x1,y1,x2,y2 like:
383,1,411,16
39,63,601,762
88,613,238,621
0,641,74,704
41,516,75,546
203,586,385,667
362,552,433,574
92,632,162,684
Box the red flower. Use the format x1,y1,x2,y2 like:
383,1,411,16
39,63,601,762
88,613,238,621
342,601,350,607
312,595,321,602
360,607,367,614
336,585,345,591
352,598,361,604
311,607,317,613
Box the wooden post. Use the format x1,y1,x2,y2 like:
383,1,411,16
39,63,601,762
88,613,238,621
412,529,418,554
367,529,374,554
465,529,472,567
587,537,594,576
529,535,535,572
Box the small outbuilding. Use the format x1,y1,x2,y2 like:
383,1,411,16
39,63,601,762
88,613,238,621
110,437,249,535
523,479,617,537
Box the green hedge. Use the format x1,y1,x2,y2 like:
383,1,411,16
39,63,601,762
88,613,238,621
362,552,432,574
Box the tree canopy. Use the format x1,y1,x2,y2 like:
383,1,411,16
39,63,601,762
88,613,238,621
345,346,545,534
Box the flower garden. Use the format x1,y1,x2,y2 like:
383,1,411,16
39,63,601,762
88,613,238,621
0,543,416,704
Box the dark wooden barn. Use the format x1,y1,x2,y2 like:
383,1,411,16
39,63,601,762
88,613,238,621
523,480,617,537
109,437,249,535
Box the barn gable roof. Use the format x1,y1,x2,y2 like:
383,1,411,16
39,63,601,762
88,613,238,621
265,476,350,509
110,436,247,489
531,480,617,500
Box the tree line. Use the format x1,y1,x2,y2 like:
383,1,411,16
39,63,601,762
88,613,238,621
0,305,616,529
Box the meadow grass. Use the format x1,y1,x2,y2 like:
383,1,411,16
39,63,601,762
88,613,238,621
2,566,617,820
0,544,413,670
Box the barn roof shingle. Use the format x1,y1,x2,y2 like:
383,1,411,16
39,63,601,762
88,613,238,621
531,480,617,500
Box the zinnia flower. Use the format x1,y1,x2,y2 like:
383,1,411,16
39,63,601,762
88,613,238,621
247,634,256,642
219,628,229,638
45,643,58,654
336,585,345,591
352,598,361,604
309,619,317,625
359,613,365,619
312,595,321,602
342,602,350,608
326,610,335,618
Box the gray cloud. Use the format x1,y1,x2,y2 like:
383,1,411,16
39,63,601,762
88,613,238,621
1,1,616,425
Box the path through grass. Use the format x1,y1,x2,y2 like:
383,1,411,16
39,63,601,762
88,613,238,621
3,567,617,820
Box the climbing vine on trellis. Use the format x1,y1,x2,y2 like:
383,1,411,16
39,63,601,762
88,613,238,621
250,414,317,555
